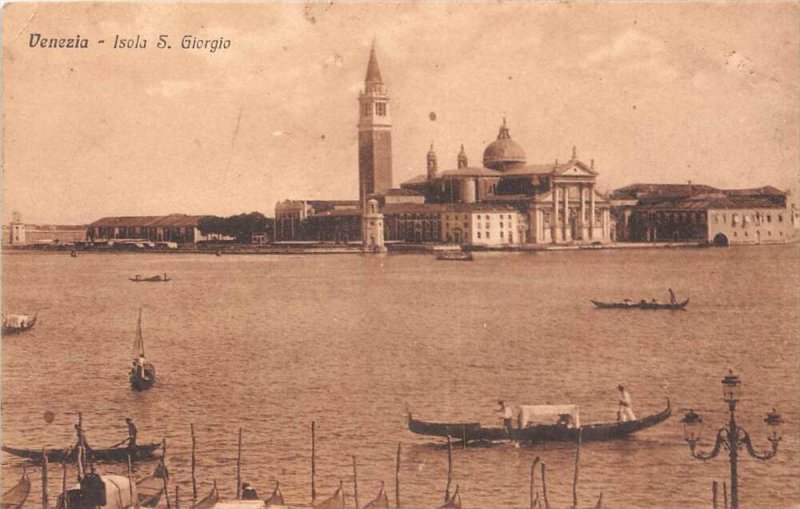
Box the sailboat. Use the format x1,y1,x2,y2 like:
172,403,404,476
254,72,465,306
129,308,156,391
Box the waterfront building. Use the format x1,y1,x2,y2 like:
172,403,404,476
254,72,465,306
274,200,359,241
87,214,229,244
610,184,796,245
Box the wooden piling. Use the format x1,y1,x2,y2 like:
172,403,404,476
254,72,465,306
190,424,197,504
175,485,180,509
127,453,134,508
530,457,540,509
41,447,48,509
162,439,171,509
445,435,453,503
311,421,317,503
395,442,401,509
594,492,603,509
352,455,360,509
541,462,549,509
236,428,243,499
712,481,718,509
571,428,582,509
61,461,68,509
723,482,728,509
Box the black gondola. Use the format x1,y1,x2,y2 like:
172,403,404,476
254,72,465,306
590,299,689,310
1,443,161,464
408,400,671,444
129,308,157,391
129,275,171,282
191,483,219,509
2,312,38,336
436,251,473,261
1,470,30,509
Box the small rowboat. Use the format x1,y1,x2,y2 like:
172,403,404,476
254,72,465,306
1,471,30,509
436,251,473,261
129,275,171,282
2,312,38,336
0,443,161,464
408,400,671,444
130,308,157,391
591,299,689,310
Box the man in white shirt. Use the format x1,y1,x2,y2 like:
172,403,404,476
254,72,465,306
617,385,636,422
497,400,514,435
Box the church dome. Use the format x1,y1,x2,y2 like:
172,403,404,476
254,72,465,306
482,120,526,171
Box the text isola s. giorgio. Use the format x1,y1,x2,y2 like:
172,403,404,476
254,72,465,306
28,34,232,53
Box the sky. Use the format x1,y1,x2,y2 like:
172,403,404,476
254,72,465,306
2,1,799,225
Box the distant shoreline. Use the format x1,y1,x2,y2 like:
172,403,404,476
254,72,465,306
4,240,796,256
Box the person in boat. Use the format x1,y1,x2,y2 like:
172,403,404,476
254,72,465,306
497,400,513,435
617,385,636,422
623,298,634,307
241,482,259,500
668,288,677,305
126,418,138,450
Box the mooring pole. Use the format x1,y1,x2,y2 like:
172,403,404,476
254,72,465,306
61,461,68,509
41,447,49,509
395,442,401,508
712,480,719,509
127,453,134,508
190,424,197,504
352,455,360,509
445,435,453,503
541,462,550,509
530,457,540,509
311,421,317,503
572,428,582,509
236,428,243,499
162,439,171,509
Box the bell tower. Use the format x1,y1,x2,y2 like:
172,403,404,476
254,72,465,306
427,142,438,180
358,42,393,202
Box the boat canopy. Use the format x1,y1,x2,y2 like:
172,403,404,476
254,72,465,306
519,404,580,429
4,315,30,327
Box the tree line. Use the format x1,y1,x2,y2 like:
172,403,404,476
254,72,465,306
198,212,272,242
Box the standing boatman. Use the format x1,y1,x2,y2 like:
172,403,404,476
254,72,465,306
668,288,677,305
617,385,636,422
497,400,514,436
125,418,138,451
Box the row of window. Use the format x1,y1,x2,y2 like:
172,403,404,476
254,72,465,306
731,230,783,238
360,102,388,117
713,212,783,226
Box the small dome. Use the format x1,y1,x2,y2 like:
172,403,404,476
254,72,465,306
483,120,526,171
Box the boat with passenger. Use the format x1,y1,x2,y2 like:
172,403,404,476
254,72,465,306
591,298,688,310
2,312,38,336
130,308,157,391
408,400,670,444
436,251,473,261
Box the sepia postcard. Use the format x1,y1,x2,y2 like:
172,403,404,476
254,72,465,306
2,2,798,508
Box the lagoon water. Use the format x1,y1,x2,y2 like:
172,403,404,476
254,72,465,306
2,246,798,508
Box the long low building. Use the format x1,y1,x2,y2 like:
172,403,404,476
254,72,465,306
610,184,797,245
87,214,229,244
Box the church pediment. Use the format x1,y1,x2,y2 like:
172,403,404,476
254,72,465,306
553,160,598,177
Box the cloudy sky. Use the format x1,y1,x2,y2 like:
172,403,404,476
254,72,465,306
3,2,798,224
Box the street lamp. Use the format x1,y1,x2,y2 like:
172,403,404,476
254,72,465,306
681,371,782,509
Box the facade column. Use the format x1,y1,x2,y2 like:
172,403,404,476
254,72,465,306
579,184,586,240
563,184,569,241
590,184,596,239
551,183,559,243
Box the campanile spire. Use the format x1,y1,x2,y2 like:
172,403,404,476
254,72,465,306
358,41,393,202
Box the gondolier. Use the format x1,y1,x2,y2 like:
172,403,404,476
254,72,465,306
497,400,513,435
126,418,138,450
617,385,636,422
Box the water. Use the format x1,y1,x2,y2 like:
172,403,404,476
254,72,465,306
2,246,798,508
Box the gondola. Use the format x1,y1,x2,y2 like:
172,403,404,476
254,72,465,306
362,483,389,509
0,442,161,463
590,298,689,310
130,308,157,391
264,482,285,507
408,400,671,444
315,482,345,509
436,251,473,261
192,483,219,509
2,312,38,336
129,275,171,282
1,470,30,509
135,463,168,507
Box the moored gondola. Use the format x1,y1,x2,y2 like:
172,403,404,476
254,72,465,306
1,470,30,509
1,442,161,464
408,400,671,444
129,274,171,282
192,482,220,509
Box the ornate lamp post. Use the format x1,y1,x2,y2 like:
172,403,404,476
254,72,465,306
680,371,782,509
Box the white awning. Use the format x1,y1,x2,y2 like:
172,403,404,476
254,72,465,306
518,404,580,428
